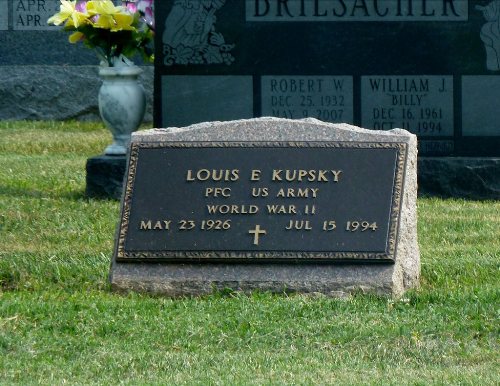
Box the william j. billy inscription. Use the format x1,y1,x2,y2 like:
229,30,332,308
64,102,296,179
110,118,420,297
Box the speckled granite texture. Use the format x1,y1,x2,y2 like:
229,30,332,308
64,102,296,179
0,65,153,121
110,118,420,297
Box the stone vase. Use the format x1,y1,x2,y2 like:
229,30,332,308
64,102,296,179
98,65,146,155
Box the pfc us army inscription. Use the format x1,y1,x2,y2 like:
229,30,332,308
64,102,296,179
116,141,407,262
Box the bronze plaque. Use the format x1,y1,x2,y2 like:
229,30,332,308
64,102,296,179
115,141,407,262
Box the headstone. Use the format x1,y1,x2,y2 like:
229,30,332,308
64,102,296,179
1,0,88,64
153,1,500,199
0,0,153,121
110,118,420,297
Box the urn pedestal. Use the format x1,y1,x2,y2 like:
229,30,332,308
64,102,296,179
86,65,146,199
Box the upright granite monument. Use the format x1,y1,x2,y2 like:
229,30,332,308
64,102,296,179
110,118,420,297
153,0,500,199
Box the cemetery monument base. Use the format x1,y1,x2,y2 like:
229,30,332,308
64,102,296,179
110,118,420,297
86,155,127,200
418,157,500,200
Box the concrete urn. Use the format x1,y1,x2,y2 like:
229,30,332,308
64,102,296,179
98,65,146,155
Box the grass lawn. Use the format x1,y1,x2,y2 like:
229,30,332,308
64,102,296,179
0,121,498,385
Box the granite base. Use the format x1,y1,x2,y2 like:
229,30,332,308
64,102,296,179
110,261,403,298
418,157,500,200
86,155,127,200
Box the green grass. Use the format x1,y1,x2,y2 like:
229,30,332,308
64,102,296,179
0,121,498,385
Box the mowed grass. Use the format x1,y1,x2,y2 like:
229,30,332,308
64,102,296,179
0,121,498,385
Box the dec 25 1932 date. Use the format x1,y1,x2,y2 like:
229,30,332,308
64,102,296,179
139,219,378,232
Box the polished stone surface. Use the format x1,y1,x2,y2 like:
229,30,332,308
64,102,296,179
418,157,500,200
154,1,500,157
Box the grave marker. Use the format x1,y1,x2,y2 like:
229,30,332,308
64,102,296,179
110,118,420,297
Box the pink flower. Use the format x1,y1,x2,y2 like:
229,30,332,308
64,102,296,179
137,0,154,28
137,0,153,12
75,0,88,13
119,1,154,28
123,1,137,13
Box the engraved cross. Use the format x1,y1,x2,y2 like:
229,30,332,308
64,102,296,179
249,225,267,246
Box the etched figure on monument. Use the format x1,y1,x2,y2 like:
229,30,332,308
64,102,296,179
162,0,235,66
477,1,500,71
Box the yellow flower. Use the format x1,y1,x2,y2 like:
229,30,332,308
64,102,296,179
47,0,88,28
87,0,135,32
68,31,84,43
87,0,120,14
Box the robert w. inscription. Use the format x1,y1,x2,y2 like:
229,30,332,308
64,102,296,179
116,141,406,262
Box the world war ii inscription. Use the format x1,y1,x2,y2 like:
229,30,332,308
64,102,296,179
115,141,406,262
154,1,500,156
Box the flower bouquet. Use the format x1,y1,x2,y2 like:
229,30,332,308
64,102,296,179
48,0,154,67
48,0,155,155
